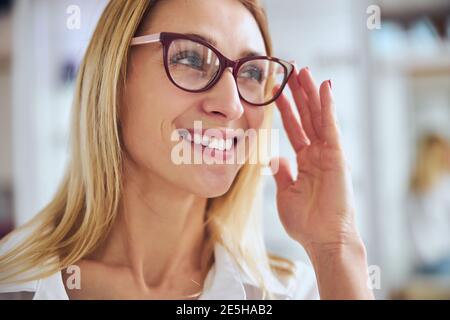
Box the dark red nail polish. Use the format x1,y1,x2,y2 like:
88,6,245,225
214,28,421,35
327,79,332,90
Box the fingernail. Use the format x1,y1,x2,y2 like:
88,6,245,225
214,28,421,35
327,79,332,90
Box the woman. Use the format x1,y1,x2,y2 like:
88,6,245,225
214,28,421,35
0,0,373,299
408,134,450,275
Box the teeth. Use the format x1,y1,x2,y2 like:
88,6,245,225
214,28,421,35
202,135,210,146
217,139,225,151
208,138,218,149
180,130,236,151
225,139,233,151
193,133,202,144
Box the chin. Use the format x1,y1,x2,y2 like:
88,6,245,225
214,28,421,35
201,185,232,198
188,165,238,198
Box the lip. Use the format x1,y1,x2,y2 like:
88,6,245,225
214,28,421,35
180,128,245,142
176,127,245,163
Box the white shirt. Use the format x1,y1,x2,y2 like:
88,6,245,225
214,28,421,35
0,229,319,300
408,174,450,265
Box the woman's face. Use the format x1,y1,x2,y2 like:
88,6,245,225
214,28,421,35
121,0,267,197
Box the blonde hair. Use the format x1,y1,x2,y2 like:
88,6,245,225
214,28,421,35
0,0,294,298
410,133,450,194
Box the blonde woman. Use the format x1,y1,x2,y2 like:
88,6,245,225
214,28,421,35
408,134,450,274
0,0,373,299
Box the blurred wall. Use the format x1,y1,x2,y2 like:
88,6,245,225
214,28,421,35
0,9,13,227
11,0,107,226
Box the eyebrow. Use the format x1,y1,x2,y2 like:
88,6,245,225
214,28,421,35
185,32,266,58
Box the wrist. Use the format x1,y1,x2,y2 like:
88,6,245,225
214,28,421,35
304,237,374,300
305,236,367,264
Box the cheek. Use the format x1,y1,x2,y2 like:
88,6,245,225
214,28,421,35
120,85,174,166
120,104,161,167
244,106,265,130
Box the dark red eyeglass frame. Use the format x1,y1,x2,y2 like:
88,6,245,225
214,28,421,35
130,32,294,107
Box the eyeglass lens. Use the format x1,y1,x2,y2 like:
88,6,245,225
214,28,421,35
167,38,288,105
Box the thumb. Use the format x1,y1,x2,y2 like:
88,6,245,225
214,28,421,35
270,157,294,191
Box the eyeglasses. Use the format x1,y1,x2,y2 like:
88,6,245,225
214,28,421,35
130,32,294,107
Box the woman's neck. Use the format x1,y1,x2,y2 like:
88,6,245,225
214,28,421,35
88,160,210,290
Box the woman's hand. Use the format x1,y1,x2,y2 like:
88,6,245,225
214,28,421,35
271,67,374,299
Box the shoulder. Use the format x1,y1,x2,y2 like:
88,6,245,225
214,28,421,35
0,226,31,256
273,259,319,300
0,226,67,300
290,260,319,299
0,227,40,297
439,174,450,197
258,254,319,299
213,243,319,300
0,227,68,299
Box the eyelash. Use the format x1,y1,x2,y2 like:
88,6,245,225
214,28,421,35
164,43,266,83
170,51,203,69
239,65,264,82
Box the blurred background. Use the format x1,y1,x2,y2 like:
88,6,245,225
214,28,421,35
0,0,449,299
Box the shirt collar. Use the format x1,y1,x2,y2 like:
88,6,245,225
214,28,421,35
198,242,246,299
199,242,292,300
33,242,292,300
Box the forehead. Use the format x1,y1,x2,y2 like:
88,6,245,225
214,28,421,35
143,0,267,58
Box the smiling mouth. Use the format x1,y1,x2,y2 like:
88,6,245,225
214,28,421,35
177,129,240,152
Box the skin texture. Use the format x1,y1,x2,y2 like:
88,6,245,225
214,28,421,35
64,0,267,300
63,0,373,299
121,0,266,200
272,69,373,299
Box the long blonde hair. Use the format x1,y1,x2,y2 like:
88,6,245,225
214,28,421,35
0,0,294,298
410,133,450,194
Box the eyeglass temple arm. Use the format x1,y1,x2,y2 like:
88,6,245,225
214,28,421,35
130,33,161,46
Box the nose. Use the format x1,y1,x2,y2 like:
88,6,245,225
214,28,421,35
201,68,244,121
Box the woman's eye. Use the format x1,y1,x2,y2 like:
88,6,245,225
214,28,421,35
170,51,204,70
239,66,264,82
